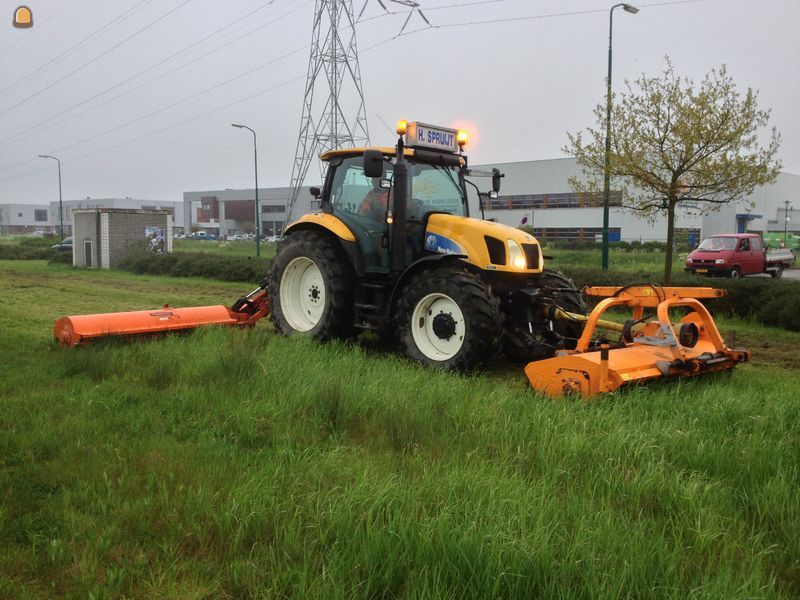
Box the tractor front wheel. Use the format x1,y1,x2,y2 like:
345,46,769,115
268,230,356,340
395,266,502,372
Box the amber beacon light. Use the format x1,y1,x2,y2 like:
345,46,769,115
13,5,33,28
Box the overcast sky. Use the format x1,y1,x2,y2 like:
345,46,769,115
0,0,798,205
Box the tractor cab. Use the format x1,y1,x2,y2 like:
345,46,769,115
318,122,476,275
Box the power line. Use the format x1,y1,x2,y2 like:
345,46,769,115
0,0,197,119
0,0,307,148
0,40,309,175
48,46,310,157
362,0,699,49
0,0,157,98
0,75,308,184
0,14,407,184
1,1,699,185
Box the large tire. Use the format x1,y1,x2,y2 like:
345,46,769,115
771,265,783,279
395,266,502,372
729,266,741,280
502,269,586,364
268,230,356,341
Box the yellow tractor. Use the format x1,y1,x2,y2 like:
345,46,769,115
53,120,750,396
268,121,585,371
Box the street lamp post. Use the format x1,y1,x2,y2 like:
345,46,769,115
38,154,63,239
601,2,638,270
231,124,260,257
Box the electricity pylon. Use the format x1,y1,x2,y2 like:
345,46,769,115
286,0,370,223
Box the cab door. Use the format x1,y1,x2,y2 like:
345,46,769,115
327,156,392,273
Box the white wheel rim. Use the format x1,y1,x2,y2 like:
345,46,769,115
410,292,465,361
280,257,325,332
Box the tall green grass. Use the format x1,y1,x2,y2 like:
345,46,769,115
1,261,799,597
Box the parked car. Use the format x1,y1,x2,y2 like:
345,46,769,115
685,233,796,279
51,236,73,251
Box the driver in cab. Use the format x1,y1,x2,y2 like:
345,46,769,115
359,178,390,221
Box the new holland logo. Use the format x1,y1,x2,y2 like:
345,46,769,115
424,233,463,255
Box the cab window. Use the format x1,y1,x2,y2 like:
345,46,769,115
739,238,750,251
751,237,762,250
408,163,465,220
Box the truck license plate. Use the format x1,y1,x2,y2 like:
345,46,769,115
696,269,708,273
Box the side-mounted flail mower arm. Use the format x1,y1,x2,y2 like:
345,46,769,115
524,285,750,399
53,282,270,346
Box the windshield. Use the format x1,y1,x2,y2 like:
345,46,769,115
327,157,465,220
407,162,465,219
698,237,737,250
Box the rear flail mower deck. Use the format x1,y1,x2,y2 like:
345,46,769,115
524,285,749,399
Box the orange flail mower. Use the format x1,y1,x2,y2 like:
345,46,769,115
524,285,750,399
54,284,269,346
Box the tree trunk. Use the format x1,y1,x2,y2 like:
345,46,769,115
664,198,676,285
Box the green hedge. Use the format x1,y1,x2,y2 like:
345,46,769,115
0,236,63,260
118,251,271,283
564,267,800,332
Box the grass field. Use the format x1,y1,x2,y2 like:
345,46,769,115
2,260,799,597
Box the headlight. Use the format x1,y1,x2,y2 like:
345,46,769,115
687,258,693,263
715,258,726,264
508,240,526,269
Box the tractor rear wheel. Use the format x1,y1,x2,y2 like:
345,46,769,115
395,266,502,372
502,269,586,364
268,230,356,340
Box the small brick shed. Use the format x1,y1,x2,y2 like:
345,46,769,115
72,208,173,269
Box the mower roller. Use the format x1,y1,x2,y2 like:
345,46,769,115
524,285,750,399
53,283,269,346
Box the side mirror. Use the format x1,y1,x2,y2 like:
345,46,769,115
309,186,321,199
492,168,504,193
363,149,384,179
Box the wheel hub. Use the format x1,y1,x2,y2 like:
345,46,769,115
432,312,456,340
410,292,465,361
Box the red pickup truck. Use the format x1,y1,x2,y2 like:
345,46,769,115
685,233,796,279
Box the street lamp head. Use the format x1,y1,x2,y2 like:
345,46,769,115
622,3,639,13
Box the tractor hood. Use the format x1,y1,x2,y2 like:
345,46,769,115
425,214,543,273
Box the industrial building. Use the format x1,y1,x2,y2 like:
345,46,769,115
0,198,182,235
182,185,313,237
477,158,800,245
